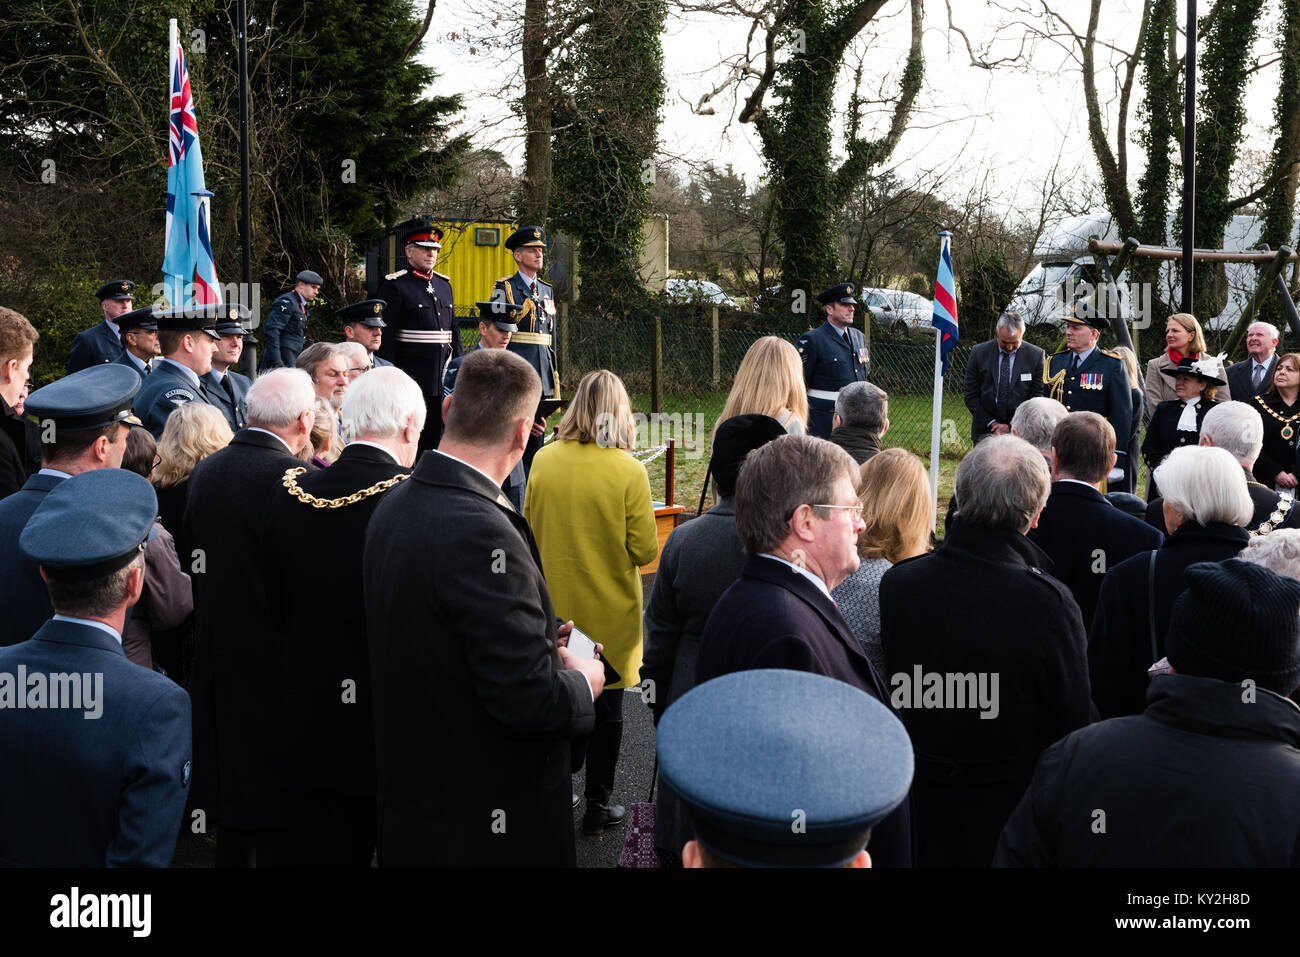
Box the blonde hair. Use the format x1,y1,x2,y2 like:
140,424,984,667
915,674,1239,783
153,402,233,488
1167,313,1208,357
856,449,932,562
302,395,340,463
718,337,809,435
1109,345,1141,391
555,369,637,449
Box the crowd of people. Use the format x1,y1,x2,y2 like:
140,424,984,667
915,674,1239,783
3,261,1300,869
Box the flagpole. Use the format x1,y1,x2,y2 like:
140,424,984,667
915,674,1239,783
167,19,181,308
929,324,942,531
237,0,256,375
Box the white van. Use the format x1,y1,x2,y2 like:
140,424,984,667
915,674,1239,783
1005,212,1263,332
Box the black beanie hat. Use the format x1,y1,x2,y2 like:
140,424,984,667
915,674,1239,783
1166,559,1300,696
708,415,788,499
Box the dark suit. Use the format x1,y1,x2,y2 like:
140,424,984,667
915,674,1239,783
695,554,911,867
0,618,191,866
1089,521,1251,719
1226,354,1277,401
66,320,124,373
113,350,149,379
133,359,217,440
963,339,1046,443
443,346,526,510
375,269,459,452
879,522,1093,867
1045,348,1133,471
260,290,309,370
203,368,251,432
0,397,33,500
796,321,870,438
264,442,411,866
1141,397,1217,499
364,450,595,866
1028,480,1163,631
0,471,65,646
185,428,304,857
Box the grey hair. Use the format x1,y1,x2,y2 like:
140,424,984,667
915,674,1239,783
245,368,316,429
1249,321,1281,342
295,341,343,380
834,381,888,434
734,434,858,555
336,341,369,367
341,366,428,442
1200,402,1264,466
1241,529,1300,582
1011,396,1070,454
954,434,1051,533
46,552,146,618
996,312,1025,333
1153,445,1254,527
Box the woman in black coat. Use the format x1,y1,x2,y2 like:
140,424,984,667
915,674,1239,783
1140,355,1224,500
1089,444,1253,719
1111,346,1144,494
1253,351,1300,490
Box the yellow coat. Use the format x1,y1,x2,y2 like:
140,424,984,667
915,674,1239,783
524,440,658,689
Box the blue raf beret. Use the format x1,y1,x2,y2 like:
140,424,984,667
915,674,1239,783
657,669,914,867
505,226,547,251
24,365,141,433
20,469,159,581
96,279,135,302
336,299,387,328
816,282,857,306
296,270,325,286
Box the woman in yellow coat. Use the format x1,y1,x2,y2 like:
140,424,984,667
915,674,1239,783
524,369,658,835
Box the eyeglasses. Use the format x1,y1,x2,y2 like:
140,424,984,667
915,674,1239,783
811,503,864,520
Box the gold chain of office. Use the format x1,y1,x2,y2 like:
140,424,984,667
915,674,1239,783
1253,396,1300,441
280,467,410,508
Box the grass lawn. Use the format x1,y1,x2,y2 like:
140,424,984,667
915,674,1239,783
626,390,1152,533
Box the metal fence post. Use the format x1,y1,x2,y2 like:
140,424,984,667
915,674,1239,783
559,301,569,395
711,305,720,390
652,312,663,414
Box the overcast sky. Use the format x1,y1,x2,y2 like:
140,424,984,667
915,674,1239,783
420,0,1285,216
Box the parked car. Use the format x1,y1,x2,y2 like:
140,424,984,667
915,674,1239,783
665,279,742,311
861,288,933,337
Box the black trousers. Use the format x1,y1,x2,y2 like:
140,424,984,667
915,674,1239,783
583,688,625,805
522,431,544,476
283,790,377,868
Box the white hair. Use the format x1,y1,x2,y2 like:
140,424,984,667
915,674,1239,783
1241,529,1300,582
1200,402,1264,466
337,341,369,367
340,366,427,442
1011,396,1069,454
996,312,1025,333
245,368,315,429
1154,445,1254,527
1249,321,1280,342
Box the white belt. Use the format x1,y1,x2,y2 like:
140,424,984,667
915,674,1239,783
396,329,453,344
807,388,840,401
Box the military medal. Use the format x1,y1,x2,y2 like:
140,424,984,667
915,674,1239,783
426,280,434,295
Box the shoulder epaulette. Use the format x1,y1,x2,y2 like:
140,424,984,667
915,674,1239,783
1101,348,1122,360
432,270,450,281
495,278,517,306
385,269,408,280
1049,349,1069,358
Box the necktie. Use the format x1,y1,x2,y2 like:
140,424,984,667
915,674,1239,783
1254,363,1264,390
1070,354,1080,374
997,352,1012,413
221,375,235,403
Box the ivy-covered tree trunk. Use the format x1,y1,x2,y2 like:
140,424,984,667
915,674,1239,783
519,0,551,223
551,0,666,307
1261,0,1300,325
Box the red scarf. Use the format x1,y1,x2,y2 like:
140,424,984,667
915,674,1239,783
1167,348,1195,364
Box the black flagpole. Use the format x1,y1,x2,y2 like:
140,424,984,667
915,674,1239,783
1181,0,1196,313
237,0,256,375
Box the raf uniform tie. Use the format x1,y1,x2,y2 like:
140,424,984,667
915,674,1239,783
1070,353,1080,374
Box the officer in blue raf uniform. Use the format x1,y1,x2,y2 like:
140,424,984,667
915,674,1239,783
0,364,141,648
205,306,256,432
796,283,870,438
657,669,914,868
1044,310,1133,482
113,304,161,378
132,306,223,439
377,217,460,451
338,299,394,369
443,301,527,510
260,269,323,371
495,225,556,474
0,468,191,866
68,279,136,373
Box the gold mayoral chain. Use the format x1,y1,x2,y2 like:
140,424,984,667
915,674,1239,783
1255,396,1300,442
280,467,410,508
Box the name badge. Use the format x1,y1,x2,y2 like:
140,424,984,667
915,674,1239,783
1020,373,1032,382
544,297,556,316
